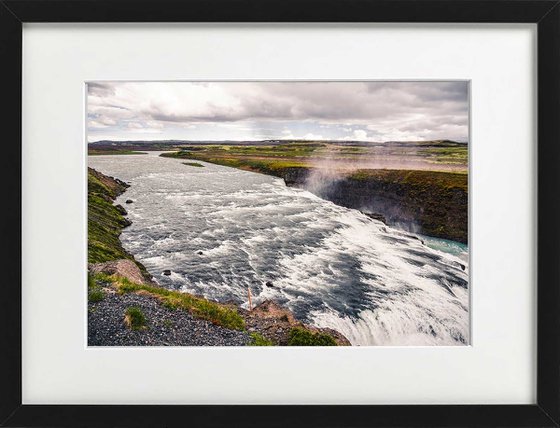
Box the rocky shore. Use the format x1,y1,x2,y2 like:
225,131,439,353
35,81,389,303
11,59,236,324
88,168,350,346
88,279,252,346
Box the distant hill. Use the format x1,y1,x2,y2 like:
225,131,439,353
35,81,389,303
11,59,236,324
88,139,467,151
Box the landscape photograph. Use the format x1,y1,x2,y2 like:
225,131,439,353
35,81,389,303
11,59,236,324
87,81,469,347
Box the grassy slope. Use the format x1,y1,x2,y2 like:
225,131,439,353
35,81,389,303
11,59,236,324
88,168,154,279
110,274,246,331
88,167,131,263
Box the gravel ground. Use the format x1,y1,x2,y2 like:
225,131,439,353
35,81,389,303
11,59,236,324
88,287,251,346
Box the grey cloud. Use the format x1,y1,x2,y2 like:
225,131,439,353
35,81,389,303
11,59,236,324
87,81,469,142
87,82,116,97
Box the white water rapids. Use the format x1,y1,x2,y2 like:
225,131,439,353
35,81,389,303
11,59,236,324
89,152,469,346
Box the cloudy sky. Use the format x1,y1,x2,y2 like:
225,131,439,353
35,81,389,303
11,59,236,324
87,81,469,143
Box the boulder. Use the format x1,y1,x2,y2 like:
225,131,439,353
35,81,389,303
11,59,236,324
163,270,171,276
89,259,148,285
125,199,134,204
114,204,128,216
362,211,387,224
251,300,297,324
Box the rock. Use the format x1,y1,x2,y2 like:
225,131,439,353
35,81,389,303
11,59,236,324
114,204,128,215
251,300,297,324
265,281,274,288
89,259,148,285
362,211,387,224
241,299,351,346
197,251,203,255
125,199,134,204
459,263,466,271
163,270,171,276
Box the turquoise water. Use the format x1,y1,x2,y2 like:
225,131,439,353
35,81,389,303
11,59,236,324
418,235,468,262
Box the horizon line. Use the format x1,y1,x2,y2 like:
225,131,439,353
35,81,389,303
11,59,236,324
88,138,469,144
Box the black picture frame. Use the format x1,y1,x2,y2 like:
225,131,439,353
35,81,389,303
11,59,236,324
1,1,558,427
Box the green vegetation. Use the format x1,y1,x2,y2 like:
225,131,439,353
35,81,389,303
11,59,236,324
182,162,204,167
88,273,97,289
113,276,246,331
88,168,130,263
349,169,467,191
160,140,467,172
124,307,147,330
420,146,468,164
91,272,114,283
162,149,307,174
88,273,104,303
288,327,337,346
89,288,104,303
249,332,275,346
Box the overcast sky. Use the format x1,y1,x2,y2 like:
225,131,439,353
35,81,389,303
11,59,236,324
87,81,469,143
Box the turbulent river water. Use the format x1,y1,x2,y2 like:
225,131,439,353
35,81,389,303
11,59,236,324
89,152,469,346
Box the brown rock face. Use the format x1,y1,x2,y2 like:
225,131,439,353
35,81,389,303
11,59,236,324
89,259,150,285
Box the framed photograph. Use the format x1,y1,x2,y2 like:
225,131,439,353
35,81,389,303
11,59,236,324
1,1,559,427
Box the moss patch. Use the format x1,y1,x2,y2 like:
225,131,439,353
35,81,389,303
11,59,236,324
288,327,337,346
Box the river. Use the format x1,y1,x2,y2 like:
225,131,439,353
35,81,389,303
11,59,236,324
89,152,469,346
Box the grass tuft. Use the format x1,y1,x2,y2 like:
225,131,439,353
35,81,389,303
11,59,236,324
88,289,104,303
249,332,274,346
124,306,147,330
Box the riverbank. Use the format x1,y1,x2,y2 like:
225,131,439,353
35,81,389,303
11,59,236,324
87,167,349,346
161,148,468,243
